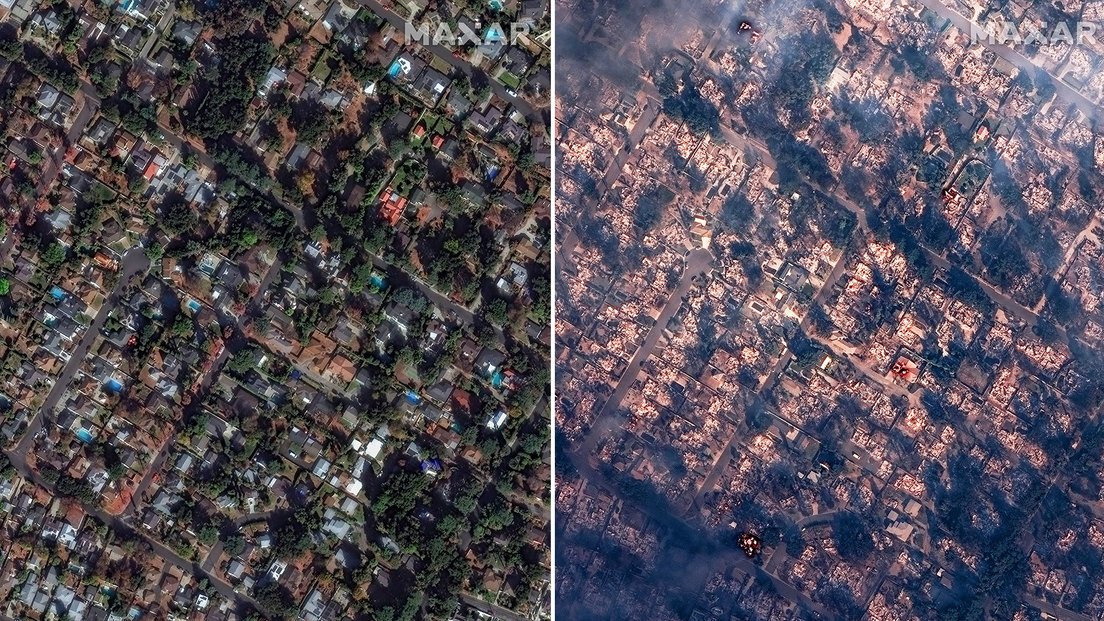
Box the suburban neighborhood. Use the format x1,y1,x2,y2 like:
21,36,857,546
0,0,551,618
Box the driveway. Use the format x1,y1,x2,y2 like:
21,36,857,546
12,247,149,460
357,0,548,127
574,248,713,461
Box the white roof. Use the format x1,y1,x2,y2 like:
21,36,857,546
366,438,385,460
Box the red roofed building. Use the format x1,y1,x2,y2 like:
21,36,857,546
94,252,119,272
379,186,408,225
891,356,920,384
431,135,445,149
143,154,166,181
143,161,160,180
413,123,427,139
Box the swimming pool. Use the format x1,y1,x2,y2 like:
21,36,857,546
491,370,505,388
405,390,422,404
369,274,387,290
187,299,201,312
388,62,402,78
76,428,93,443
49,286,65,301
104,378,124,394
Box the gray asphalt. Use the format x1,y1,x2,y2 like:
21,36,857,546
13,247,149,459
0,242,258,614
914,0,1102,118
574,247,714,462
358,0,548,128
460,592,529,621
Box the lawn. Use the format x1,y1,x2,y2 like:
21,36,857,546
310,51,333,84
497,71,521,89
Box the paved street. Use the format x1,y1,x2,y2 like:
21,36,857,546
11,247,149,460
565,452,839,621
460,592,529,621
358,0,549,128
30,82,101,200
573,248,712,464
0,3,552,618
0,236,284,617
913,0,1102,117
3,456,259,615
0,242,277,615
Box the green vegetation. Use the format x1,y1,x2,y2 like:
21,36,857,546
252,581,295,617
419,216,498,303
272,502,322,559
40,466,97,504
162,197,200,236
226,348,258,376
483,298,509,326
292,100,335,145
372,471,429,550
186,34,273,138
0,40,79,93
42,243,68,270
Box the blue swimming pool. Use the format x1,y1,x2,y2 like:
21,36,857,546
405,391,422,404
369,274,387,290
104,378,123,394
49,286,65,301
488,0,503,10
187,299,201,312
76,428,93,443
491,370,505,388
388,62,402,78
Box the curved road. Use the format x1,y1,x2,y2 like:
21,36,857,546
3,456,260,616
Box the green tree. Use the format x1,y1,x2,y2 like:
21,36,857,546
146,243,165,263
42,243,67,269
226,348,257,375
484,298,509,326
